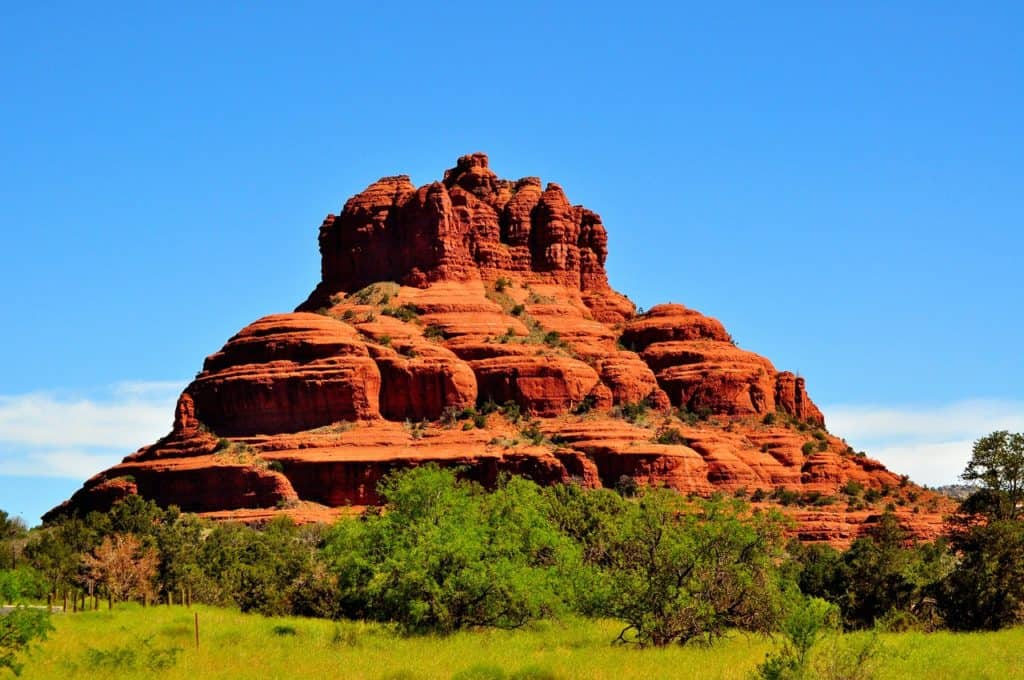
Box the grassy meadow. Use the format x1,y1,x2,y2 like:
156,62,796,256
13,604,1024,679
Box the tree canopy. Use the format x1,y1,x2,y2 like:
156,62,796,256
961,430,1024,520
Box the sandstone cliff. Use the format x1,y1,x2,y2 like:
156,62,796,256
48,154,951,544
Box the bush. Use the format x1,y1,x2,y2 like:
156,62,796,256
500,401,522,423
0,568,47,603
678,406,712,425
841,480,863,497
1,608,53,675
381,304,420,323
84,639,182,672
797,514,949,631
571,395,597,416
520,422,546,446
654,427,689,446
542,331,567,349
772,488,801,506
323,467,576,633
423,324,446,340
755,597,838,680
596,491,791,646
941,519,1024,630
614,400,649,425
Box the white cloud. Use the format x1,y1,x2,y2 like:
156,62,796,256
823,399,1024,487
0,381,185,479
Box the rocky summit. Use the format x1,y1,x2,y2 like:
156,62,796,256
48,153,951,544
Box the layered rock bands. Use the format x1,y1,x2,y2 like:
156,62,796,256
49,154,951,545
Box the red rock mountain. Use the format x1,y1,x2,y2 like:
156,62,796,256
48,153,950,544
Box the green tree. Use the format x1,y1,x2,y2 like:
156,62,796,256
597,490,791,646
0,608,52,676
0,569,46,604
23,518,98,599
801,513,950,630
152,509,208,604
961,430,1024,520
941,519,1024,630
325,466,574,633
196,517,315,615
0,512,27,570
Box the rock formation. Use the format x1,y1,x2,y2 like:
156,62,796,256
48,154,951,545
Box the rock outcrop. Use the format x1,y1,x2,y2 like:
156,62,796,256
47,154,950,544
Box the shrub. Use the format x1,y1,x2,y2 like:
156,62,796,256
654,427,689,446
614,400,649,425
423,324,446,340
500,401,522,423
84,639,182,672
440,406,461,426
520,422,546,446
571,395,597,416
678,406,712,425
381,304,420,323
941,519,1024,630
754,597,838,680
0,568,46,603
404,419,427,440
841,480,863,497
0,608,53,675
494,277,512,292
596,491,790,646
322,467,576,633
772,487,801,506
510,304,525,316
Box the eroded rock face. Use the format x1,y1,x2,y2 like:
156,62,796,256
47,153,948,545
303,153,632,320
188,313,382,436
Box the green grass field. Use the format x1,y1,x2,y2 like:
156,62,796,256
14,604,1024,679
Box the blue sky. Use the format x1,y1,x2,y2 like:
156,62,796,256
1,3,1021,524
